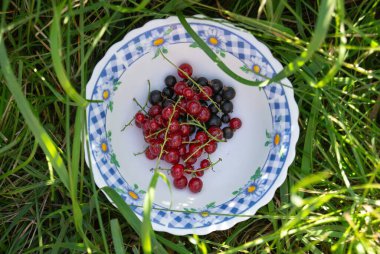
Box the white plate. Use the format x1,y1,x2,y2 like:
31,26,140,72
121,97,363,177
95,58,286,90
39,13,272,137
85,16,299,235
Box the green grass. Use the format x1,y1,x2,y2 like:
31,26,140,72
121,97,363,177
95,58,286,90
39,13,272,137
1,0,379,253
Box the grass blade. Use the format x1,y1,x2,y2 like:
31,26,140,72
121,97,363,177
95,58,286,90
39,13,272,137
111,219,125,254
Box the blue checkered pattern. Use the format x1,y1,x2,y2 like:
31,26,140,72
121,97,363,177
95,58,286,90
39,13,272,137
88,22,292,229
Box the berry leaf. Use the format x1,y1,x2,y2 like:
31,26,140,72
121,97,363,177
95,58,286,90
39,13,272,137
265,141,271,147
161,47,168,54
265,130,271,138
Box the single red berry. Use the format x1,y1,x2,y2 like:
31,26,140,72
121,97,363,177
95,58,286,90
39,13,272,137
199,86,213,100
144,132,155,143
189,143,203,158
173,175,188,189
186,100,202,116
174,81,188,95
208,126,223,140
149,139,162,156
189,177,203,193
195,168,204,177
154,115,164,127
178,63,193,79
148,105,162,117
165,149,180,165
135,112,146,127
197,106,211,123
171,164,185,179
168,132,182,148
185,153,198,165
142,119,151,133
182,87,195,99
157,131,165,140
230,117,242,130
180,124,191,136
195,131,208,144
185,164,194,174
178,144,187,157
145,148,157,160
162,105,179,120
200,159,211,169
178,98,187,114
192,94,200,101
169,120,180,133
149,119,160,132
205,141,217,154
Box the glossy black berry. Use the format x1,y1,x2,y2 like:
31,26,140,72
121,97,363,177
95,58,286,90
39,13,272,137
213,94,223,104
165,75,177,88
208,104,218,114
172,92,179,101
162,99,174,108
149,90,163,105
221,114,230,123
162,87,174,98
208,114,222,127
221,100,233,113
222,86,236,100
197,77,209,86
210,79,223,93
223,127,234,139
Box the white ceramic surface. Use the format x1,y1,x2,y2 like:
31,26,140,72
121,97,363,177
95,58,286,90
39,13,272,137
85,16,299,235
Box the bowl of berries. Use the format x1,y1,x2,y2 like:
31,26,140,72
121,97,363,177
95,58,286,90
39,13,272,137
85,16,299,235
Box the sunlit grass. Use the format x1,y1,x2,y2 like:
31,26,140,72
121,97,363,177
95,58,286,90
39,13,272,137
1,0,379,253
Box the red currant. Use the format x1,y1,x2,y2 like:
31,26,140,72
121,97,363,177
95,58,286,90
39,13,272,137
195,131,208,144
154,115,164,127
189,177,203,193
199,86,213,100
208,126,223,140
178,63,193,79
164,149,180,164
195,168,204,177
182,87,195,99
148,105,162,117
186,100,202,116
185,164,194,174
230,117,242,130
189,143,203,158
174,81,188,95
180,124,191,136
135,112,146,127
178,144,187,157
171,164,185,179
149,119,160,132
169,120,180,133
148,139,162,156
200,159,211,169
145,148,157,160
197,106,211,123
162,105,179,120
205,141,217,154
168,132,182,149
173,175,188,189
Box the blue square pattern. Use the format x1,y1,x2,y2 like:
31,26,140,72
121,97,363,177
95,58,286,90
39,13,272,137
89,22,292,229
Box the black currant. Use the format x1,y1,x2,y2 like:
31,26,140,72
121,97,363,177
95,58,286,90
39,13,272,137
162,87,174,98
221,100,233,113
223,127,234,139
210,79,223,93
221,114,230,123
162,99,174,108
222,86,236,100
165,75,177,88
197,77,209,86
149,90,163,105
213,94,223,104
208,114,222,127
208,104,218,114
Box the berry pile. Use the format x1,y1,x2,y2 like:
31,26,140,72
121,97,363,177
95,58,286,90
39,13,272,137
134,63,242,193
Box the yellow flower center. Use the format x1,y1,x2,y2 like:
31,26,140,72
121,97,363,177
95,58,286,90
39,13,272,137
128,191,139,200
252,65,261,73
103,90,109,100
153,38,164,46
274,134,281,145
201,211,209,217
208,37,218,45
247,185,256,193
101,143,108,152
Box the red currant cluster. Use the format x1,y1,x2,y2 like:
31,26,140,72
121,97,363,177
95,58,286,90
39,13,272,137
134,63,242,193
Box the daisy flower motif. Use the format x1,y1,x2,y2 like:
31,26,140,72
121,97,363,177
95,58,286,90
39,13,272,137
117,183,146,207
184,202,217,226
92,131,120,168
241,50,274,81
149,26,174,59
265,124,289,159
96,77,120,112
198,28,227,57
244,178,266,201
